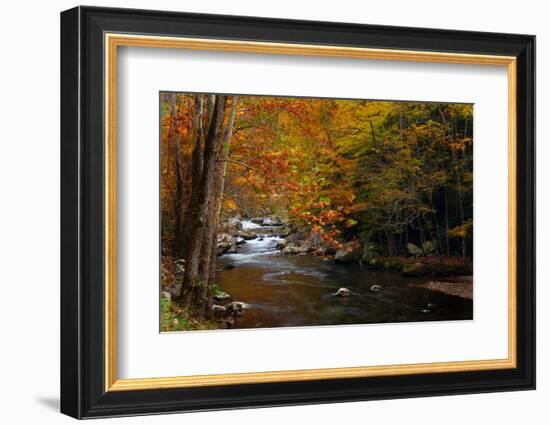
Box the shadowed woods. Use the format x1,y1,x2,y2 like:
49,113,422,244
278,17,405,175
160,93,473,331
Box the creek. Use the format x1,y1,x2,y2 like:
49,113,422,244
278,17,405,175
216,222,472,329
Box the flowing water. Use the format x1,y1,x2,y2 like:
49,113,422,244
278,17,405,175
216,230,473,330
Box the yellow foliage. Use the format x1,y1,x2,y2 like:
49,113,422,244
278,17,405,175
223,199,238,211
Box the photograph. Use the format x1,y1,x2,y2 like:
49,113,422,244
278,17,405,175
159,92,474,332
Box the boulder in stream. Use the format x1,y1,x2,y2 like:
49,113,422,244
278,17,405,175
333,287,352,297
239,231,257,240
229,301,250,312
212,304,228,313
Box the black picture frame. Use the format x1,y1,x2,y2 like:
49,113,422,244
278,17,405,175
61,5,535,419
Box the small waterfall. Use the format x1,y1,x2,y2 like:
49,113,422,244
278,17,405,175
241,220,262,230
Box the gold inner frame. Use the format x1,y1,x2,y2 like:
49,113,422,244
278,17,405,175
104,33,518,392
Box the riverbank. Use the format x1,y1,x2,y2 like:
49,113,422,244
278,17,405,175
215,217,473,277
412,276,473,300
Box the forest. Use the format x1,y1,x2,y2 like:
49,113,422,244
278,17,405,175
160,92,473,331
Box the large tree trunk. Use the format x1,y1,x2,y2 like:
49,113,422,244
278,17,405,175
201,96,238,317
178,95,204,258
181,95,226,307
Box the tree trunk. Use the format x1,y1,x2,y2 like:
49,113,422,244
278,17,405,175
385,229,394,256
181,95,226,307
201,96,239,317
453,121,467,260
444,188,450,256
170,94,186,257
178,95,204,258
456,167,466,259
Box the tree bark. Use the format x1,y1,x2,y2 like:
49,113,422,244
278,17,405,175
201,97,239,317
385,229,394,256
453,120,467,260
170,94,186,257
178,95,204,258
444,188,451,256
181,95,226,307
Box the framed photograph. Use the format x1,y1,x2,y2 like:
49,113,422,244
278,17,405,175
60,6,535,419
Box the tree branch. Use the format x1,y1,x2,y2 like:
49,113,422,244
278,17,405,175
217,158,271,180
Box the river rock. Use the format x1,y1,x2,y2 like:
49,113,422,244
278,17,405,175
406,242,423,257
173,259,186,276
212,304,227,313
217,232,234,243
282,243,308,255
227,216,243,229
217,232,237,256
275,240,287,250
333,287,352,297
220,216,243,234
370,284,383,291
239,231,257,240
229,301,250,312
334,242,362,264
